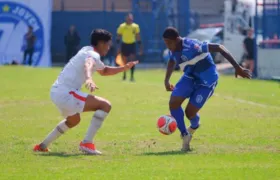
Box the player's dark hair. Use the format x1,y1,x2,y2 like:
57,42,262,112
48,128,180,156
127,12,133,17
162,27,179,40
90,29,112,46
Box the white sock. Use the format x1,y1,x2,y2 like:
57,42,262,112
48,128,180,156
83,110,108,143
40,120,69,149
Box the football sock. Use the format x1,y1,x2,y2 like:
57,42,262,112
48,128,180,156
190,114,200,129
83,110,108,143
188,114,200,135
40,119,69,149
170,107,188,136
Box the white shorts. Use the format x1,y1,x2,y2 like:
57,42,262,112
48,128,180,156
50,88,88,118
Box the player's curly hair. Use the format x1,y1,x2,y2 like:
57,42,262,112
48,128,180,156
90,29,112,46
162,27,179,40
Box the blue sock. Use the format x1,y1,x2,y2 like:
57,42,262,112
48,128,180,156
171,107,188,136
190,114,200,129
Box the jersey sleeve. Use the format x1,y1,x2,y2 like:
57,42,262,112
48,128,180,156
117,25,123,35
135,24,140,34
191,39,209,53
95,58,105,70
88,52,105,70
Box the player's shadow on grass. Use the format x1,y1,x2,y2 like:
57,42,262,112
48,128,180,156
35,152,83,158
140,150,192,156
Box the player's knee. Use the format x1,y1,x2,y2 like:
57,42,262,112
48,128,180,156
185,109,196,120
66,114,81,128
100,100,112,113
169,99,181,110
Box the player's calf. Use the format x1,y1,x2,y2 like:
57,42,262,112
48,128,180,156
169,96,192,151
34,117,74,151
169,96,188,136
185,103,200,135
80,95,111,154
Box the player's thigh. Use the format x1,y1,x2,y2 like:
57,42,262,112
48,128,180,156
50,90,86,118
187,82,217,118
83,94,111,113
170,75,194,109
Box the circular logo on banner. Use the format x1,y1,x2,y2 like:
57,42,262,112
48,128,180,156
0,2,44,66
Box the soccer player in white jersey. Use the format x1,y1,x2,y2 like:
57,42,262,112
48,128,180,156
33,29,138,155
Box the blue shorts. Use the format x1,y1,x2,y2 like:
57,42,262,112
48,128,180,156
171,75,218,108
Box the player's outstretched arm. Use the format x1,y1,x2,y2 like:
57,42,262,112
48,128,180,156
97,61,139,76
164,60,176,91
208,43,252,79
84,57,98,92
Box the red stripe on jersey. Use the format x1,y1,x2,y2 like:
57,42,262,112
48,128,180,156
69,91,86,102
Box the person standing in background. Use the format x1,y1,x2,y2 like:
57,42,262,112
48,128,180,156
243,28,255,75
64,25,80,63
116,13,143,82
23,26,36,66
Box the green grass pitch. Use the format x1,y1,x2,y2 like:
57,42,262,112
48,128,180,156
0,66,279,180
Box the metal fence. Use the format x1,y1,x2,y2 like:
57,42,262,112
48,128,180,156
51,0,192,63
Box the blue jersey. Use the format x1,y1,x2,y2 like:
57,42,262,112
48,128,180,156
169,38,218,86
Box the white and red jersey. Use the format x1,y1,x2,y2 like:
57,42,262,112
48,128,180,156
52,46,105,91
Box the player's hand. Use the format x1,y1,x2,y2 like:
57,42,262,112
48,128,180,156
235,66,252,79
165,81,174,91
124,61,139,70
85,79,98,93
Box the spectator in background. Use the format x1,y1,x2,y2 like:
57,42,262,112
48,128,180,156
64,25,80,63
116,13,143,82
23,26,36,66
242,28,254,74
232,0,238,14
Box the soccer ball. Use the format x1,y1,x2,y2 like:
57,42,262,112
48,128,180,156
157,115,177,135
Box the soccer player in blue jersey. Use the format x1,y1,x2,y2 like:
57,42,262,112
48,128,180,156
163,27,251,151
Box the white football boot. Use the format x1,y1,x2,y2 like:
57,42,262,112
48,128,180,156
181,133,192,152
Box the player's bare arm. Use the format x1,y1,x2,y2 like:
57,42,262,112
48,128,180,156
97,61,139,76
208,43,252,79
164,59,176,91
84,57,98,92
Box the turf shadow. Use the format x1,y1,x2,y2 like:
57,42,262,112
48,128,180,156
35,152,83,158
139,150,192,156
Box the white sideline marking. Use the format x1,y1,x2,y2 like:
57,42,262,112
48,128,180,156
214,93,280,109
138,82,279,110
